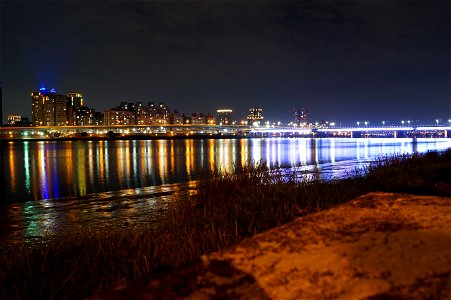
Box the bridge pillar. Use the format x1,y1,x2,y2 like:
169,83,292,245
445,130,449,138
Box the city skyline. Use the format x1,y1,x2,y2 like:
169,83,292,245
2,1,450,123
4,84,451,127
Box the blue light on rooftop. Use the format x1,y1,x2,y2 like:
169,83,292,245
50,88,56,93
40,85,46,91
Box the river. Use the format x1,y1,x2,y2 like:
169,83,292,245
1,137,450,245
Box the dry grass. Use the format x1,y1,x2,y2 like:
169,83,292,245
1,149,450,299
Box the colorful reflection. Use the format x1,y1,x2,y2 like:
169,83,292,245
38,142,49,199
0,138,450,203
23,142,31,194
8,142,16,195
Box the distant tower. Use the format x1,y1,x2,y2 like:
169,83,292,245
300,108,309,125
292,107,300,125
246,107,264,126
292,107,309,127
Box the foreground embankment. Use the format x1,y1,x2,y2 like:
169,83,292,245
1,149,450,299
93,192,451,299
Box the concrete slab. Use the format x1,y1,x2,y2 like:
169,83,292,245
93,192,451,299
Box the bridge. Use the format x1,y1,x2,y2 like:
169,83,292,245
250,125,451,138
0,124,450,140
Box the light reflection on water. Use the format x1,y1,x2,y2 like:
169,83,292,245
0,138,450,245
2,138,451,203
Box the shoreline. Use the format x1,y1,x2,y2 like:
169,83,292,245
1,149,450,299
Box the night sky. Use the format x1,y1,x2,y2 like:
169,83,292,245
2,0,450,124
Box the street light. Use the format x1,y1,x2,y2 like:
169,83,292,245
382,120,385,126
357,121,360,127
401,120,405,126
436,119,439,126
364,121,368,127
407,120,410,126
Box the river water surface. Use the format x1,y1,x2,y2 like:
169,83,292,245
1,138,450,245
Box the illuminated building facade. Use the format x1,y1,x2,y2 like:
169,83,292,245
8,114,22,124
135,102,170,125
104,101,170,125
217,109,232,125
7,114,30,126
103,109,135,125
31,86,68,126
76,106,102,126
246,107,264,126
157,102,170,124
67,92,83,125
104,102,136,125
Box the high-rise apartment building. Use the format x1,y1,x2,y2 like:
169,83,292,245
103,101,170,125
67,92,83,125
135,102,169,125
31,86,67,126
103,109,135,125
157,102,170,124
76,106,102,126
246,107,264,126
